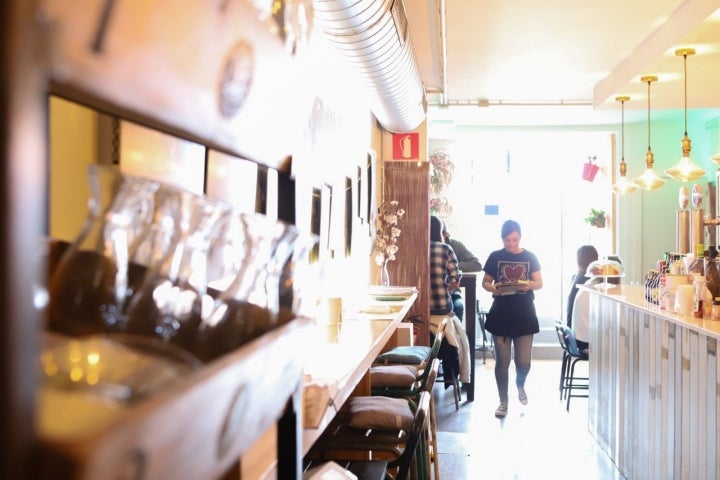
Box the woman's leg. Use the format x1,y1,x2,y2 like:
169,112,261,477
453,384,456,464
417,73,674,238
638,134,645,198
513,334,534,395
493,335,512,403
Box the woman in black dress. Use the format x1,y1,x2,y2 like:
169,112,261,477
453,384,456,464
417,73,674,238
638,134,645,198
482,220,543,418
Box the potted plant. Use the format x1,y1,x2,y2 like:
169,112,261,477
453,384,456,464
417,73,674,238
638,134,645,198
585,208,607,228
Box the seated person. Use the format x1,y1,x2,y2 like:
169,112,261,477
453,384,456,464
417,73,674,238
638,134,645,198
430,216,463,387
566,245,598,328
572,256,622,352
442,221,483,322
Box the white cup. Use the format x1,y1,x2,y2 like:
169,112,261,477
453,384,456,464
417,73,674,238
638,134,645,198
675,284,695,315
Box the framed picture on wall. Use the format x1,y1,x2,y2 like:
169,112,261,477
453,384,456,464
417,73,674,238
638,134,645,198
321,182,332,253
356,165,364,222
311,186,321,237
345,176,352,256
367,151,377,234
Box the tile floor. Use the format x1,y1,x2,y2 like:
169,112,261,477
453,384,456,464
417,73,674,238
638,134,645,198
432,356,626,479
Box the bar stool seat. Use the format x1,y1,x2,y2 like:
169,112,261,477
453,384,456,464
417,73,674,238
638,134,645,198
369,359,441,479
375,345,432,366
307,391,433,480
374,317,448,369
554,321,589,411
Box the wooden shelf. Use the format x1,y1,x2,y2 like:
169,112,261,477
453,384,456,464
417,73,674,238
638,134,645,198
37,318,312,479
3,1,329,478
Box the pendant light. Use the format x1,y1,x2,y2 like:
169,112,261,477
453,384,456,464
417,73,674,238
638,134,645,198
612,96,637,194
665,48,705,182
632,75,665,190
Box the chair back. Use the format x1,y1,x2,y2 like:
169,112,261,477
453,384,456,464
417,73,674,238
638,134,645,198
421,358,440,394
388,390,431,480
430,317,447,357
554,322,583,357
414,320,446,387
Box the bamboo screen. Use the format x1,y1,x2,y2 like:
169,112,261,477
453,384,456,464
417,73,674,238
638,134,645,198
384,161,430,345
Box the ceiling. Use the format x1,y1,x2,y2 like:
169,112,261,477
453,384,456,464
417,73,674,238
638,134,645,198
405,0,720,126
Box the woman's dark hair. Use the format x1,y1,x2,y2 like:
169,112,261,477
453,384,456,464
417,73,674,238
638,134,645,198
430,216,443,242
500,219,521,238
577,245,599,272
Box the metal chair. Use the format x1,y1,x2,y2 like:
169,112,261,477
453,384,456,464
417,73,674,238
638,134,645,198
554,322,589,411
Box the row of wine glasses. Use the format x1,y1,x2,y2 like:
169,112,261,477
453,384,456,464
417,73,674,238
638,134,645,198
46,164,318,364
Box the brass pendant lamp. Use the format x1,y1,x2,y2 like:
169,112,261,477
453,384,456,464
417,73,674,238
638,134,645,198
665,48,705,182
612,96,637,194
632,75,666,190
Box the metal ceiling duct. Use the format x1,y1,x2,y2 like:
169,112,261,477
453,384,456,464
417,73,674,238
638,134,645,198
312,0,427,133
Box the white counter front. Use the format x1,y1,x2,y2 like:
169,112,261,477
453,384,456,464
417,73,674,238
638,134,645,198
585,285,719,480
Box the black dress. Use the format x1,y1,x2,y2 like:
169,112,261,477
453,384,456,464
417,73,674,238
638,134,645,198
483,248,541,338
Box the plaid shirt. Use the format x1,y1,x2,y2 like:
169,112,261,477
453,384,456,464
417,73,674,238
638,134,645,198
430,241,461,315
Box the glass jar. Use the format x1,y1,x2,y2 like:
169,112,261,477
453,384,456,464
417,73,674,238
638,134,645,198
712,298,720,321
278,230,319,324
194,213,299,362
47,165,159,336
124,190,231,355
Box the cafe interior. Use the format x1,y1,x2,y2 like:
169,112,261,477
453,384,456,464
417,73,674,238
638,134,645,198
2,0,720,479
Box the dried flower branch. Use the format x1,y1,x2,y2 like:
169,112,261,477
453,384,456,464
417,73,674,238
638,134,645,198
374,199,406,266
429,148,455,195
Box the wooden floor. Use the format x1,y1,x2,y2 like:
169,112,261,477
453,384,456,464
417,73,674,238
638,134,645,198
433,356,626,479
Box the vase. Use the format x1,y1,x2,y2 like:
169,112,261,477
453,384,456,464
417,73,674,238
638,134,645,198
379,260,390,287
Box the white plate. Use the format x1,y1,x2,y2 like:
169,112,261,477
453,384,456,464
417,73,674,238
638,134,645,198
367,286,417,297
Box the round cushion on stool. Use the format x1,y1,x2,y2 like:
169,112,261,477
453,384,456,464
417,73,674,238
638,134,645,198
347,396,414,431
371,365,418,388
375,346,431,365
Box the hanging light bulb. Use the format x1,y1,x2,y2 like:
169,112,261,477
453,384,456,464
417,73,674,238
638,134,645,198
612,96,637,195
632,75,665,190
665,48,705,182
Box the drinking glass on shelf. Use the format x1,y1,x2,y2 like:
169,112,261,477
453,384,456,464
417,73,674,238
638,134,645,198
124,190,231,356
47,164,159,336
194,213,299,362
126,183,186,293
278,230,319,324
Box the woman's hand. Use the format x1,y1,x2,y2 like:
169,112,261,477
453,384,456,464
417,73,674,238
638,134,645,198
483,280,499,296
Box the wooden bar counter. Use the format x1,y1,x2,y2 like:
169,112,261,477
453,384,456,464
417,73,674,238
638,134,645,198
302,290,418,450
585,284,720,480
244,289,418,478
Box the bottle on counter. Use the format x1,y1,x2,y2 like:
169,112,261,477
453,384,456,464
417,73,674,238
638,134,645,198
712,298,720,321
706,245,720,298
649,270,660,304
645,269,658,303
688,243,705,279
692,273,712,318
658,261,668,310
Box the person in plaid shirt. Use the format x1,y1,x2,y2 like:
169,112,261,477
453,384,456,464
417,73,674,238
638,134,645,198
430,216,462,318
